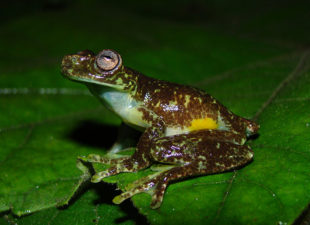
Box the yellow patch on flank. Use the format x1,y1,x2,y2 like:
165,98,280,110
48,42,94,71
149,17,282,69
189,117,218,131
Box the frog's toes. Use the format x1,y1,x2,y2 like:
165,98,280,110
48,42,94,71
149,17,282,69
77,155,88,162
91,174,102,183
113,182,153,205
124,175,152,191
86,153,131,164
113,177,168,209
86,154,109,163
124,168,171,191
113,182,166,209
112,193,128,205
91,171,110,183
150,184,167,209
78,154,104,163
150,198,163,209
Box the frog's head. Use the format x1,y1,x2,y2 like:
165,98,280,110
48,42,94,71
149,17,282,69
61,49,136,90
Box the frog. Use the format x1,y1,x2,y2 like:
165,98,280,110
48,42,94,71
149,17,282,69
61,49,259,209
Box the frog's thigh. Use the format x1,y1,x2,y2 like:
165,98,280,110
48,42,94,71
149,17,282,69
150,134,253,171
150,135,197,164
194,141,253,173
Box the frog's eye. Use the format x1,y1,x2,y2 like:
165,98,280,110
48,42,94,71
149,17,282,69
95,50,122,74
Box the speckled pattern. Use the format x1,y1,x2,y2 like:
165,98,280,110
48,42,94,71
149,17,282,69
61,49,259,209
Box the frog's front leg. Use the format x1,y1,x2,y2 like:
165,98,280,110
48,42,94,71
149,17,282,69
89,120,165,183
84,123,140,164
114,131,253,208
107,122,141,154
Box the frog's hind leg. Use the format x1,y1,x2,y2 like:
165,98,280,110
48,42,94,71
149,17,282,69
113,133,254,208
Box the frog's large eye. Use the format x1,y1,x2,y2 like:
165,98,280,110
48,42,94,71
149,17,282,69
95,50,122,74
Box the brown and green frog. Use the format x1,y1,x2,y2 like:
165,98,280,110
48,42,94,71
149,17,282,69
61,49,259,209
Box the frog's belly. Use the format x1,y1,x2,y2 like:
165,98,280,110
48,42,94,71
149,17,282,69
122,107,150,129
101,91,149,129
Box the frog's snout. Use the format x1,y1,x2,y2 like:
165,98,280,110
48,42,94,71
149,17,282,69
61,50,94,75
61,55,72,75
61,54,78,77
61,55,70,67
61,50,95,68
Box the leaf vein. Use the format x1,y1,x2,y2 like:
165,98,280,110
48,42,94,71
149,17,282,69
47,210,60,225
240,175,285,215
0,126,35,167
253,50,310,120
213,171,237,224
193,51,304,87
254,145,310,161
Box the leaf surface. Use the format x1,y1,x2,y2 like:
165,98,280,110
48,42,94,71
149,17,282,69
1,1,309,224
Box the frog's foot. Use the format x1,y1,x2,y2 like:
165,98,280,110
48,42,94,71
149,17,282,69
91,157,151,183
112,175,168,209
124,164,174,191
91,164,131,183
91,168,121,183
112,166,175,209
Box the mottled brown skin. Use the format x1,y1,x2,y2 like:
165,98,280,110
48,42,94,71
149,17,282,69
61,49,259,209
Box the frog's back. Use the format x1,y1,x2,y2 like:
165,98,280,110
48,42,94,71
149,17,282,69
135,75,239,135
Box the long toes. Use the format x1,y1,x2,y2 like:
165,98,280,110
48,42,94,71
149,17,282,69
113,183,151,204
113,181,166,209
113,192,131,205
124,175,153,191
150,193,164,209
150,183,167,209
91,171,110,183
91,174,102,183
88,154,100,160
87,154,110,163
77,155,88,162
87,154,131,164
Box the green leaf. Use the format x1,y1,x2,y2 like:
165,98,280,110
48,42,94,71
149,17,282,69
1,184,144,225
1,1,309,224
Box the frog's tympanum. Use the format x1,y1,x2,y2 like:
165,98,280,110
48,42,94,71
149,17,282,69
61,49,259,209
